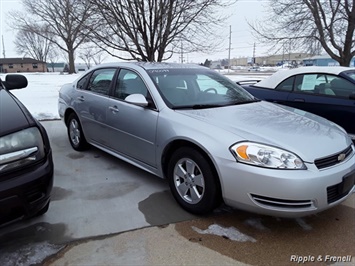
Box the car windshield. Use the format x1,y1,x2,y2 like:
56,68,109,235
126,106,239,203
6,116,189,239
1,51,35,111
147,68,256,109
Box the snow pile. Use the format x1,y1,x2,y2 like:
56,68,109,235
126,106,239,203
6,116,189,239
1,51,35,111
192,224,256,242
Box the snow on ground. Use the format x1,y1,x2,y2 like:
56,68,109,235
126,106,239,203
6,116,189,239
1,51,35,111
1,71,272,121
0,72,80,120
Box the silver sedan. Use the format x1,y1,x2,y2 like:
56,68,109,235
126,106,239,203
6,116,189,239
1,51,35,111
58,62,355,217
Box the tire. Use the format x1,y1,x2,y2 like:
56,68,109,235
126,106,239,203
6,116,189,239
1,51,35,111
67,113,88,151
167,147,220,214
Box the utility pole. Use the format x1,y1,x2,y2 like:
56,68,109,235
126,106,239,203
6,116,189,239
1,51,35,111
2,35,5,58
179,41,184,63
228,25,231,72
253,43,256,65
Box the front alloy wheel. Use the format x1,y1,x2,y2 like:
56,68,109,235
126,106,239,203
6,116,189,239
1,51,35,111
173,158,205,204
168,147,220,214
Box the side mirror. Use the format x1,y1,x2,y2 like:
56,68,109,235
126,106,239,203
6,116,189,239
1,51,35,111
4,74,28,90
125,94,148,107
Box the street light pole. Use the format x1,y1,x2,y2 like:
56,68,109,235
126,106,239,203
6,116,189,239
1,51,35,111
228,25,231,72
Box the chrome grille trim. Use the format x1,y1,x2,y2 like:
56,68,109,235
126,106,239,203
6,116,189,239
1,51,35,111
314,145,353,169
251,194,314,209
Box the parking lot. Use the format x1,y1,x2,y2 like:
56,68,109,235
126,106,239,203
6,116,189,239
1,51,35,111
0,120,354,265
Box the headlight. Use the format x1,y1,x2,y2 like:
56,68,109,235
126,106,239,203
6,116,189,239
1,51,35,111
0,127,45,173
230,142,306,169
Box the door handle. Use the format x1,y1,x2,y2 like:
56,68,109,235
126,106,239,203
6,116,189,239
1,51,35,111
77,96,85,102
109,106,119,113
293,98,305,102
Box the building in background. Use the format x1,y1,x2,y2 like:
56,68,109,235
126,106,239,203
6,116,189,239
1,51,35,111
302,54,355,67
0,58,47,73
230,53,311,67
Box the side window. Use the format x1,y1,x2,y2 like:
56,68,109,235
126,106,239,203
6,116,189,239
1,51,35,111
86,68,116,95
294,74,321,94
295,74,355,97
275,77,294,91
328,76,355,98
77,74,90,90
114,69,148,100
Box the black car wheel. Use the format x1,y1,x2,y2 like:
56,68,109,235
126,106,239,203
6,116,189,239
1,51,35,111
168,147,220,214
67,113,88,151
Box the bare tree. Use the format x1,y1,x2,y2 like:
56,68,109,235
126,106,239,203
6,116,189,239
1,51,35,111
88,0,235,62
47,49,60,72
78,44,107,69
250,0,355,66
10,0,96,73
14,28,53,62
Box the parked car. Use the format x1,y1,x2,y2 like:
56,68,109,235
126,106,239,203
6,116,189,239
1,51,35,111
0,74,53,227
238,66,355,142
248,66,261,72
58,62,355,217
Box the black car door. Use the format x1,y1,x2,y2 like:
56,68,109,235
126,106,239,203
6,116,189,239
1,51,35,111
286,73,355,137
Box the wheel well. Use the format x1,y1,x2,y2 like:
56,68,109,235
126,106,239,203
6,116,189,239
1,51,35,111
162,140,222,198
63,108,75,126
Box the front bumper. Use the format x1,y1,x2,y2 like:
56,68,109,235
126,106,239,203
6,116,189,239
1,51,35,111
217,149,355,218
0,150,54,227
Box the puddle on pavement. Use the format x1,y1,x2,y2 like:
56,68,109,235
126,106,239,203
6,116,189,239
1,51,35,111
138,190,197,226
50,182,139,201
175,204,355,266
80,181,139,200
51,187,74,201
66,152,85,159
0,222,73,265
0,222,72,249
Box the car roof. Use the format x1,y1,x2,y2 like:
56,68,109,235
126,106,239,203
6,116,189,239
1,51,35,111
88,62,206,71
254,66,354,89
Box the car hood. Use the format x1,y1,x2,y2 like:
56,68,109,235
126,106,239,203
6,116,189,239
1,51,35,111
0,89,30,136
176,101,350,162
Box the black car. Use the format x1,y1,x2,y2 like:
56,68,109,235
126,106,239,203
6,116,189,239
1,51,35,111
238,66,355,142
0,74,53,227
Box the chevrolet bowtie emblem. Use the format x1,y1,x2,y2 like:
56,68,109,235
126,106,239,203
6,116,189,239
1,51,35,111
338,153,346,161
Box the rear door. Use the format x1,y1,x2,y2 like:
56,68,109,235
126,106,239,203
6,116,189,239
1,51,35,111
75,68,116,145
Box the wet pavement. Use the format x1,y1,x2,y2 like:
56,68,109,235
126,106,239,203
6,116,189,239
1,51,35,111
0,120,354,265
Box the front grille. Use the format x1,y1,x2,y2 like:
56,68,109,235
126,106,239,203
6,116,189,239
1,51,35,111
327,172,355,204
315,145,353,169
251,194,314,209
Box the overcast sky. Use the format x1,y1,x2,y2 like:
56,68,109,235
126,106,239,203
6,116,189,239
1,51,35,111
0,0,271,64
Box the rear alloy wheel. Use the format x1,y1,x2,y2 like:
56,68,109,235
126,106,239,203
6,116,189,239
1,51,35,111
168,147,220,214
67,113,88,151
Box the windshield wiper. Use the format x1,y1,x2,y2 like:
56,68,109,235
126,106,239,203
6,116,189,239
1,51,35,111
173,99,260,110
173,104,224,110
229,98,261,105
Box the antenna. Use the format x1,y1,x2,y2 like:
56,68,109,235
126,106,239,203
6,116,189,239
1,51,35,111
2,35,5,58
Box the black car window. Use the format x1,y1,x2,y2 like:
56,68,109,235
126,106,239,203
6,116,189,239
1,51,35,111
294,74,355,98
275,76,294,91
294,74,327,94
114,69,149,100
86,68,116,95
328,76,355,98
